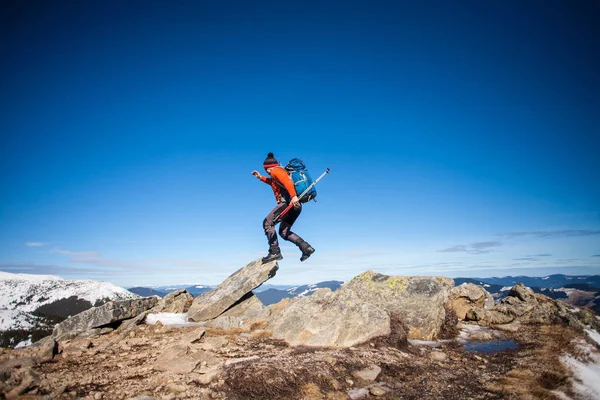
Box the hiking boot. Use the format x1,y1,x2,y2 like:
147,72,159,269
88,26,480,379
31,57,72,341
300,246,315,262
262,251,283,263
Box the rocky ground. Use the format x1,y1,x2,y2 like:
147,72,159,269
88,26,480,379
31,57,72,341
3,263,600,400
1,319,598,400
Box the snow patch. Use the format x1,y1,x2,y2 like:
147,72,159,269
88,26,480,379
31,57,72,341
500,286,512,292
145,313,203,328
561,355,600,399
586,329,600,347
483,284,490,288
408,339,448,348
542,276,550,280
14,337,32,349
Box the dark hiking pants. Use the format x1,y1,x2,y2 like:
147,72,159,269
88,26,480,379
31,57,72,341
263,202,307,253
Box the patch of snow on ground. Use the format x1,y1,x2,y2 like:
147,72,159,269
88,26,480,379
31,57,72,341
542,276,550,280
561,355,600,399
500,286,512,292
483,284,490,288
145,313,203,328
408,340,449,348
586,329,600,346
14,337,32,348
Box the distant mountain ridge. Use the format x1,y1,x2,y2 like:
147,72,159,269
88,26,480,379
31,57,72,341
255,280,344,305
458,274,600,289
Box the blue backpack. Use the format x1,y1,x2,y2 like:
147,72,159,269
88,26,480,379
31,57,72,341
285,158,317,203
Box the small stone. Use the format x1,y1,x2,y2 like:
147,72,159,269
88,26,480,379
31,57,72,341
352,365,381,383
129,331,136,338
346,379,354,386
429,351,447,362
370,387,386,396
94,393,103,400
478,365,487,369
348,388,369,400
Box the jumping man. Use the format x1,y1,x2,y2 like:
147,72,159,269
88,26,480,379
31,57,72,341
252,152,315,263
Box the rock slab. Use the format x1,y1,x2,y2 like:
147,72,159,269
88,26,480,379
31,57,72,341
52,297,158,338
188,258,278,322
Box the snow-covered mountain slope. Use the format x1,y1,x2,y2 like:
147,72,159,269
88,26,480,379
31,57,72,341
0,271,139,327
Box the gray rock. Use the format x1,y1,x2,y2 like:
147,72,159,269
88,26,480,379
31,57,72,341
203,316,248,330
509,283,536,302
267,287,391,347
448,283,495,320
352,365,382,382
467,284,599,330
348,388,370,399
153,289,193,313
188,258,278,322
341,271,454,340
220,292,267,322
53,297,158,338
115,310,152,335
429,351,447,362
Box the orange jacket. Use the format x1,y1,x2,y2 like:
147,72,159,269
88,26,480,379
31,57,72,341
260,167,297,203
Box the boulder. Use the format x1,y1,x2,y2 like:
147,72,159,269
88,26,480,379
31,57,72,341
220,292,268,322
52,297,158,338
341,271,454,340
448,283,495,320
267,288,391,347
188,258,278,322
153,289,193,313
508,283,536,302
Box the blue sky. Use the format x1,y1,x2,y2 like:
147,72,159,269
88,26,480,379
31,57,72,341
1,0,599,287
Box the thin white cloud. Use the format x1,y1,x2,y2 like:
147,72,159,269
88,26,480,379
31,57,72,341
25,242,47,247
438,241,501,254
497,230,600,238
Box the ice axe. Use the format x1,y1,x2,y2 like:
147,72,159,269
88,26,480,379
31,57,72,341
274,168,330,224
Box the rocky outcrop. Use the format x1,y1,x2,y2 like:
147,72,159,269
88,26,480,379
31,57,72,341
448,283,495,320
188,259,278,322
267,288,392,347
467,283,600,331
52,297,158,338
340,271,454,340
153,289,193,313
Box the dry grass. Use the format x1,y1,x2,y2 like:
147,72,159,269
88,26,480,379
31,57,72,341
249,320,269,331
486,325,578,400
250,329,273,341
204,327,249,336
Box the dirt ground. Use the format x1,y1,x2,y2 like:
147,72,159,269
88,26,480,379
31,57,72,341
1,321,590,400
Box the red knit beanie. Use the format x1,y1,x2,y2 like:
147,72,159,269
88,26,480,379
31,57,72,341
263,152,278,169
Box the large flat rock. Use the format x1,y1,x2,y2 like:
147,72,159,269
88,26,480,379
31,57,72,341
52,297,158,338
342,271,454,340
267,288,391,347
187,258,278,322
